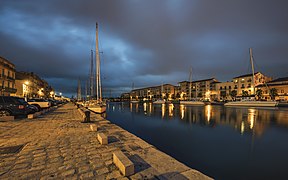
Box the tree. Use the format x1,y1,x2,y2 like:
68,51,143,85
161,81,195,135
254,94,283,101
255,89,263,100
171,94,175,100
176,93,180,99
230,90,237,101
270,88,278,100
242,90,249,97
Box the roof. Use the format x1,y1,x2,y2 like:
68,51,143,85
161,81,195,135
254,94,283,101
268,77,288,83
131,83,176,92
233,72,260,79
178,78,217,84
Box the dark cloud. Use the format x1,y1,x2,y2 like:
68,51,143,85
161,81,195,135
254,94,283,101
0,0,287,97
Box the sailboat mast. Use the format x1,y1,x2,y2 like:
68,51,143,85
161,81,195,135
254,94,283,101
90,50,94,98
95,22,100,101
77,79,81,100
189,67,192,100
250,48,255,94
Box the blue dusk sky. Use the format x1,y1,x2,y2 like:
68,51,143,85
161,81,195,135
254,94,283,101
0,0,287,97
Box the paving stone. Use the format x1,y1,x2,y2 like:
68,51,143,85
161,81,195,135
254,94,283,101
60,168,76,177
79,171,94,179
77,165,91,174
0,103,211,179
96,167,109,175
105,170,122,179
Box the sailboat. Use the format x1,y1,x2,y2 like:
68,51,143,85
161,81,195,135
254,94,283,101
180,68,205,106
130,82,139,103
224,48,278,107
153,83,168,104
87,22,106,113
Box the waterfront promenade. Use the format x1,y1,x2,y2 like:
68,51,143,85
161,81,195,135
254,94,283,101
0,103,211,179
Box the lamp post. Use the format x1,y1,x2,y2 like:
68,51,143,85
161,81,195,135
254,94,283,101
23,80,30,101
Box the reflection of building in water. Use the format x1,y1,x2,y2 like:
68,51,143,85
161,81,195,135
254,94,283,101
161,104,165,118
125,102,287,136
180,105,185,119
143,102,147,112
205,105,212,122
177,105,279,136
168,104,174,117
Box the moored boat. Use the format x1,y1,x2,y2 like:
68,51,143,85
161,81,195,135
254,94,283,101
224,100,278,107
224,48,278,107
87,22,106,113
180,100,205,106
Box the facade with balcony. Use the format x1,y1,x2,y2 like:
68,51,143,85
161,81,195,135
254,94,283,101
232,72,271,96
256,77,288,101
0,56,17,96
130,84,177,101
178,78,218,100
15,71,53,98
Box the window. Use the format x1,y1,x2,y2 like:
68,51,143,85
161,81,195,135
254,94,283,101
229,86,231,89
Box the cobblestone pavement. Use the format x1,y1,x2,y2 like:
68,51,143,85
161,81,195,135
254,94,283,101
0,103,212,180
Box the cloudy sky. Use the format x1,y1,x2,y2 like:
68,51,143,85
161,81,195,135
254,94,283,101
1,0,287,97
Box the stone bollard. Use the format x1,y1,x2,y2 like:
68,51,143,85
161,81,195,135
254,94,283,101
83,110,90,123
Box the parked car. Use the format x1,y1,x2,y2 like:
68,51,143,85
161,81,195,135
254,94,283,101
48,99,58,106
27,99,51,110
14,97,38,114
0,96,31,117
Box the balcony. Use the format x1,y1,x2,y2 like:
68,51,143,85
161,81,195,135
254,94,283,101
0,87,17,93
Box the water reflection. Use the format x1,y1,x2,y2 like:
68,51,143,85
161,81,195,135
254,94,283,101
107,102,288,179
109,102,288,137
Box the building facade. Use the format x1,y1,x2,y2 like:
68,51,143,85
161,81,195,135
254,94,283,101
178,78,218,100
0,56,17,96
130,84,177,101
14,72,53,98
215,72,272,101
257,77,288,101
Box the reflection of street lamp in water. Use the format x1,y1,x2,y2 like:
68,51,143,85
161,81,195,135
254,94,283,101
248,109,257,129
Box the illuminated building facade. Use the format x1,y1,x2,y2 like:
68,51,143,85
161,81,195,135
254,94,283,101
0,56,17,96
130,84,177,101
178,78,218,100
257,77,288,101
15,72,53,98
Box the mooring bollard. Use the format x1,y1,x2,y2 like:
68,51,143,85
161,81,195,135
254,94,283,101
83,110,90,123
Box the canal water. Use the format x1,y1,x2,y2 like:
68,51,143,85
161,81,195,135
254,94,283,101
106,102,288,180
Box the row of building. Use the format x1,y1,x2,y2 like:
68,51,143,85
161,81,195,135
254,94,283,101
122,72,288,101
0,56,54,98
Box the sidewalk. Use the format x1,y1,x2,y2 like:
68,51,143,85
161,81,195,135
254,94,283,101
0,103,211,179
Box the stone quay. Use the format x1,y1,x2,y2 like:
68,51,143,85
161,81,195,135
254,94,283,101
0,103,212,179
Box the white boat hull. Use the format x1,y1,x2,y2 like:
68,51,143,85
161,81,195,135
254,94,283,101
153,100,166,104
224,101,278,107
130,100,139,103
88,105,106,114
180,101,205,106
